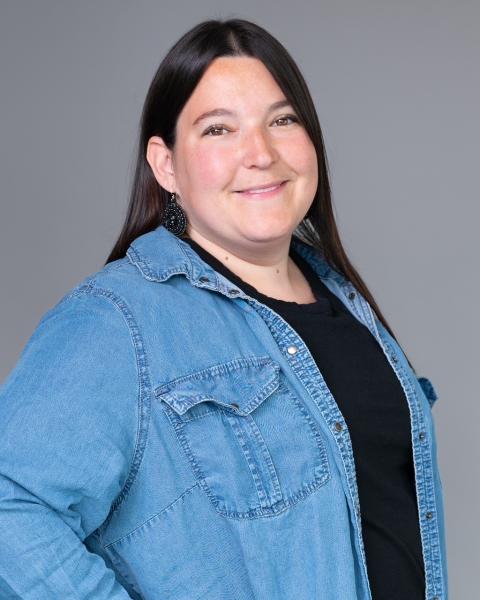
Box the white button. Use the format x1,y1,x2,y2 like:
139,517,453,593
287,345,298,355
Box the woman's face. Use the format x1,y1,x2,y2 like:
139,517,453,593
166,56,318,253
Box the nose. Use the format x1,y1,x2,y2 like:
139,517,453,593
241,127,278,169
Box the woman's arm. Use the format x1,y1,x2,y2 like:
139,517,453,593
0,287,140,599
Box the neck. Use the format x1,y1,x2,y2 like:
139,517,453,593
183,228,314,303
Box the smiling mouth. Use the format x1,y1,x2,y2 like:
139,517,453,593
235,180,287,195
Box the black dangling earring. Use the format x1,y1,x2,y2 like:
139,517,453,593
163,192,187,236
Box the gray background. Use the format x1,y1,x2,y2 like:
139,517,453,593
1,1,477,596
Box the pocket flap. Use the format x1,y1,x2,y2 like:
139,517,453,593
417,376,439,408
155,356,281,416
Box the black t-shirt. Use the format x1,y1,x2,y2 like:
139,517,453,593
181,236,425,599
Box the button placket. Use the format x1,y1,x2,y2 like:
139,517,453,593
344,285,446,598
264,251,445,598
233,291,387,596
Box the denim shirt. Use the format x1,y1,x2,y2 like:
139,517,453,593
0,224,448,600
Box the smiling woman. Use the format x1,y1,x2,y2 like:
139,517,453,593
144,54,319,297
0,17,448,600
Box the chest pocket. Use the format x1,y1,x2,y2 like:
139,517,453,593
155,355,330,520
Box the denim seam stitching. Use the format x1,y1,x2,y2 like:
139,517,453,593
225,410,275,505
284,382,331,486
381,335,444,598
68,283,151,521
159,374,331,520
154,355,274,396
103,482,199,549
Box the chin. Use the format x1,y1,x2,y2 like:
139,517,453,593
239,227,293,245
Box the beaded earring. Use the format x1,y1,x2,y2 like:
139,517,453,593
163,192,187,236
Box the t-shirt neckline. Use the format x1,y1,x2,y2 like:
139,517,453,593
180,236,336,315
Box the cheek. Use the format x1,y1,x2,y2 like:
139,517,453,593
189,145,234,189
286,135,318,178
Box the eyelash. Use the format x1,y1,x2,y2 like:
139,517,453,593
202,114,300,137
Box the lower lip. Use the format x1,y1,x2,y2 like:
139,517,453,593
236,181,287,199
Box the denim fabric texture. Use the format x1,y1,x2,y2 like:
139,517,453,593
0,224,448,599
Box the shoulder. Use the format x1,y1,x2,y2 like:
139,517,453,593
42,254,152,326
11,255,151,386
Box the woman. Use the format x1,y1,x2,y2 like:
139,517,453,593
0,18,447,600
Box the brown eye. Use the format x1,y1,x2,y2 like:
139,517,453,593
272,115,299,127
203,125,229,136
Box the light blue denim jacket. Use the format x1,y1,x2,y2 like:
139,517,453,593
0,225,448,599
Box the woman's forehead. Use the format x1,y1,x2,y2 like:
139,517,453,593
180,57,287,122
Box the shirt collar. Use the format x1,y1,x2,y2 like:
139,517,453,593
126,224,346,293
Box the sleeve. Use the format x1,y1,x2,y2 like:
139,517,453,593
416,375,439,409
0,288,139,599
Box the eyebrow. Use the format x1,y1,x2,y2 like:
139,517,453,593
192,99,293,126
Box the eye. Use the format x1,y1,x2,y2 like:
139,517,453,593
272,114,300,127
203,124,230,137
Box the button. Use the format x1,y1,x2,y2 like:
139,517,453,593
334,422,343,432
287,345,298,355
230,402,239,411
419,431,426,441
228,288,240,296
199,276,210,283
426,511,433,519
347,291,356,300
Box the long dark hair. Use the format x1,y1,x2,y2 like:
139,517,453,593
105,18,416,374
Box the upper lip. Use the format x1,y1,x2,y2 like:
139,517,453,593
236,180,286,193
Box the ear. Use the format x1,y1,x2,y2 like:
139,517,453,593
146,136,176,193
